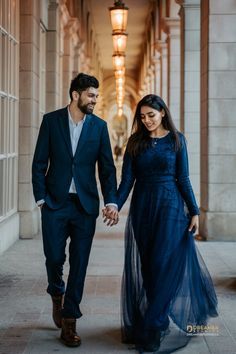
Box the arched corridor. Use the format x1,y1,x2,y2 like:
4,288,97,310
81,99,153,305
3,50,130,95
1,0,236,353
0,0,236,251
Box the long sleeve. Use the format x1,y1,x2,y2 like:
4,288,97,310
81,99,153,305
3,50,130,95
176,134,200,216
98,123,117,205
32,115,50,202
117,149,136,211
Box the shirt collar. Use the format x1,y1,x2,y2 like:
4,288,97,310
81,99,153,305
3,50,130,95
67,106,86,126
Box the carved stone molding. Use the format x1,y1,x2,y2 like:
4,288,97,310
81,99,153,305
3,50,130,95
176,0,200,9
162,17,180,37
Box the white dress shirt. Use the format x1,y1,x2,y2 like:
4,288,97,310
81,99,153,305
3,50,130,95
68,107,85,193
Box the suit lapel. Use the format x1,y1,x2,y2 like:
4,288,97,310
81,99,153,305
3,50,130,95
74,114,94,159
58,107,73,157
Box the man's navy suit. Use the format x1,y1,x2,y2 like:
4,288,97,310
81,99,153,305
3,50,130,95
32,107,117,318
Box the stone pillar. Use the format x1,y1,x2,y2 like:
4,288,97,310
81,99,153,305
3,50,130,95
144,75,149,96
19,0,41,238
148,65,155,94
164,18,181,129
62,18,80,105
161,40,168,104
62,29,73,106
79,42,91,74
156,34,168,105
72,44,80,78
200,0,236,240
178,0,200,204
71,20,80,78
152,51,161,96
46,1,60,112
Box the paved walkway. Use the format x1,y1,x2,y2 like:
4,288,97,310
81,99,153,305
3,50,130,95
1,197,236,354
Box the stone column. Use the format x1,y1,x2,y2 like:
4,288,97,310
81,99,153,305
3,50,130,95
46,1,60,112
19,0,41,238
200,0,236,240
71,20,80,78
156,33,169,105
178,0,200,204
62,18,80,105
152,51,161,96
62,28,73,106
72,44,80,78
148,65,155,94
161,40,168,104
164,17,181,129
79,42,91,74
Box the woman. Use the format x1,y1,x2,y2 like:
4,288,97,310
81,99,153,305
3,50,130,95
115,95,218,353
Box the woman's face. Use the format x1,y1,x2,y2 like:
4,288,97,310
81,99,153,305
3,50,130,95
140,105,164,133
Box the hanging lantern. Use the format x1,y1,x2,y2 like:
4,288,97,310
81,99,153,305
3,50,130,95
114,68,125,79
112,32,128,54
118,108,123,116
109,1,129,33
112,54,125,70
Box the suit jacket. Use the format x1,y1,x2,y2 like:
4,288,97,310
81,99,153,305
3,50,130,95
32,107,117,216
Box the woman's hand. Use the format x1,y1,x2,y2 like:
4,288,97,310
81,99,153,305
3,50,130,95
189,215,199,234
102,206,119,226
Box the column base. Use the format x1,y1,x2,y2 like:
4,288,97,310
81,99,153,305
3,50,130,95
200,210,236,241
19,208,40,239
0,213,20,254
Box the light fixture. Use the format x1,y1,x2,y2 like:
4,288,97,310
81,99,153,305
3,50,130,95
114,68,125,79
118,108,123,116
116,88,124,94
112,54,125,70
117,97,124,105
109,0,129,33
109,1,128,117
116,76,125,84
112,32,128,54
116,84,124,92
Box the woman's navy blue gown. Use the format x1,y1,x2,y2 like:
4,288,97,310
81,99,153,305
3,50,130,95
117,132,218,353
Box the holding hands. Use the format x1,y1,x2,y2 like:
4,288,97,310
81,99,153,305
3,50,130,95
102,205,119,226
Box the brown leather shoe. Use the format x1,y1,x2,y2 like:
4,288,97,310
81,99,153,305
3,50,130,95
51,295,64,328
60,318,81,347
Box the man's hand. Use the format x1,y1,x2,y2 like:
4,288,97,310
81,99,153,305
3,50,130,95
102,205,119,226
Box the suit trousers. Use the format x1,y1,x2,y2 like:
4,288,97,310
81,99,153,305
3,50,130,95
41,194,96,318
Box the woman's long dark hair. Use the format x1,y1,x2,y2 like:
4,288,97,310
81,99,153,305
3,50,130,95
127,94,181,156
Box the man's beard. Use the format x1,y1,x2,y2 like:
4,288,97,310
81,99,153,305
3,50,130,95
77,99,95,114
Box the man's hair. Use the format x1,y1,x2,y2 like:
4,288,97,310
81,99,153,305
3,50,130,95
69,73,99,100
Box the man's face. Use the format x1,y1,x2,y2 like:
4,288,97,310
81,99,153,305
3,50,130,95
77,87,99,114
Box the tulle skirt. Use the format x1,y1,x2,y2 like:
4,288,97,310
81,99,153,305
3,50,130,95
121,181,218,353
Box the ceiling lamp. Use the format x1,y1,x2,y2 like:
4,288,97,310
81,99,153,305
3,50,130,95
112,32,128,54
112,54,125,70
118,108,123,116
109,1,128,118
109,1,129,33
114,68,125,79
117,75,125,83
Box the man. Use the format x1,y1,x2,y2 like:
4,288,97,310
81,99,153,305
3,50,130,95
32,73,118,347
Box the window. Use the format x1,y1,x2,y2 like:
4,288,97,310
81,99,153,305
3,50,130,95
40,23,46,122
0,0,19,220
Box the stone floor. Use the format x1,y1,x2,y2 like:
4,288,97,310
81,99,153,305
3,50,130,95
0,198,236,354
